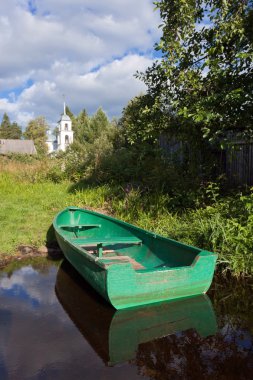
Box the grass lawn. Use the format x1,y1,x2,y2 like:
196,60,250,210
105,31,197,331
0,172,110,256
1,164,253,277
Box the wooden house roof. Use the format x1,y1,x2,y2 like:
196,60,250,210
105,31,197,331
0,139,37,155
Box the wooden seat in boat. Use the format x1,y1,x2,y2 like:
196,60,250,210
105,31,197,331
72,236,142,246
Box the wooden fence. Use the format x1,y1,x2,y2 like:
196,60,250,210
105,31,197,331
224,142,253,186
159,135,253,186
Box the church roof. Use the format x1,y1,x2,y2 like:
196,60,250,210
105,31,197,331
60,113,71,122
0,139,37,155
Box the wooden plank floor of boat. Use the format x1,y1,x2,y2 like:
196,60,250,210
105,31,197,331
84,248,145,270
100,255,145,270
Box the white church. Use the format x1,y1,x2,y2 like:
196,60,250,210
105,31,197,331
46,103,74,153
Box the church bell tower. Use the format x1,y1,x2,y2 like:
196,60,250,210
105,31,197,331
57,102,74,151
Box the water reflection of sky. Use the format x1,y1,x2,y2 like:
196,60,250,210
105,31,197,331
0,267,55,308
0,261,253,380
0,264,143,380
1,283,40,308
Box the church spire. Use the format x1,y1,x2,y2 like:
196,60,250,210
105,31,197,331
63,94,66,115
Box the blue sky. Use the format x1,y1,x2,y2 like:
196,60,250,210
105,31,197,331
0,0,161,127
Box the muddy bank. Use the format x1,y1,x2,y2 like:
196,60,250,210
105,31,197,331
0,244,63,269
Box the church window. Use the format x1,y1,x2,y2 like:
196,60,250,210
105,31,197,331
65,123,68,130
65,135,69,145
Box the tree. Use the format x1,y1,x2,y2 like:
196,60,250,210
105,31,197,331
24,116,48,155
62,107,120,181
0,113,22,139
138,0,253,147
89,107,111,139
72,109,90,144
119,94,171,144
0,113,11,138
10,122,22,139
74,107,112,144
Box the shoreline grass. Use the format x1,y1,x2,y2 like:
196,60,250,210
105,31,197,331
0,174,110,256
1,162,253,277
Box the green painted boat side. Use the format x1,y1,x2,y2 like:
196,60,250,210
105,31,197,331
56,261,217,366
53,206,217,309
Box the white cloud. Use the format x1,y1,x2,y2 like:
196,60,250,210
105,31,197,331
0,0,161,126
0,54,153,126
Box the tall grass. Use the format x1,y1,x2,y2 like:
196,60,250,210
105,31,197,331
0,169,110,255
1,157,253,276
107,188,253,276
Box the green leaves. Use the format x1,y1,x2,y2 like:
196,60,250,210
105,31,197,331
139,0,253,147
23,116,48,156
0,113,22,139
119,94,169,144
61,108,120,182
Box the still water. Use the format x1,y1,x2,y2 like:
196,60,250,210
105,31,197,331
0,258,252,380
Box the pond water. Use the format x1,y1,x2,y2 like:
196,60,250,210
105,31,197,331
0,258,252,380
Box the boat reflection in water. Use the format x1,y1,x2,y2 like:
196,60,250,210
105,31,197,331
55,260,217,366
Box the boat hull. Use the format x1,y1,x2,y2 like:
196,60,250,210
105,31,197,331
54,207,217,309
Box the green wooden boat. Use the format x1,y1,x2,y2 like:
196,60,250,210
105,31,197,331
53,206,217,309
